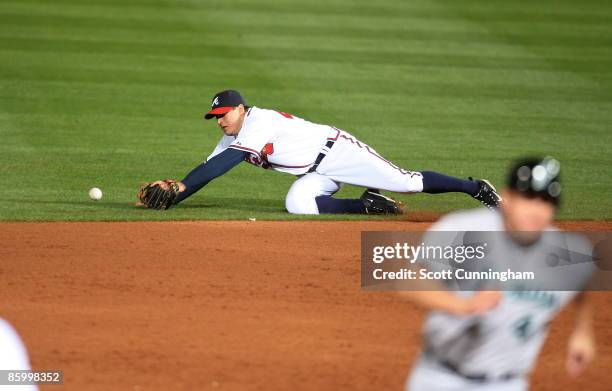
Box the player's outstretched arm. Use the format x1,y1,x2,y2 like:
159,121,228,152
136,148,247,209
566,292,596,378
173,148,248,204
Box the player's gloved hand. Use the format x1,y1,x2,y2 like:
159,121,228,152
136,179,185,210
566,328,596,377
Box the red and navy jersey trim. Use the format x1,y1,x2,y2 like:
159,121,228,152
269,162,313,169
229,144,260,157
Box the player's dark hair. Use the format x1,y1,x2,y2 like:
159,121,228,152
506,156,561,206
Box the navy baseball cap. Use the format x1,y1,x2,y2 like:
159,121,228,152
507,156,562,205
204,90,247,119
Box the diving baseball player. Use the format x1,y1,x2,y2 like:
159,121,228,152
403,157,596,391
137,90,501,214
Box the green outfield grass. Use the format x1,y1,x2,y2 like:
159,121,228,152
1,0,611,221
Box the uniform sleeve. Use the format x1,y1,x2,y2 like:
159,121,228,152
206,135,235,161
175,148,248,204
228,118,272,158
419,213,490,290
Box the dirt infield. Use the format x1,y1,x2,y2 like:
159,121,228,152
1,220,611,391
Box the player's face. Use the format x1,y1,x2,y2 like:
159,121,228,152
215,106,245,136
501,189,556,233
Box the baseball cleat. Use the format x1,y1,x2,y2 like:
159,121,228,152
471,178,502,209
361,189,404,215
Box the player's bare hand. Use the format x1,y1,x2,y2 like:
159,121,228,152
150,180,186,192
151,179,173,190
462,291,502,315
566,329,595,378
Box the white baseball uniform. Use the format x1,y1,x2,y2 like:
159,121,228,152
406,208,593,391
0,318,38,391
207,107,424,214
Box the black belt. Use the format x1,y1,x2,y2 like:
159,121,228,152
438,360,519,383
424,348,519,383
307,139,336,173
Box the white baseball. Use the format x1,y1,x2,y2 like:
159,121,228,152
89,187,103,201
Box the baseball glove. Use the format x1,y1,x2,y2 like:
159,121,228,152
136,180,180,210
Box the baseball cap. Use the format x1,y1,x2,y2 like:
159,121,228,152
204,90,247,119
507,156,562,205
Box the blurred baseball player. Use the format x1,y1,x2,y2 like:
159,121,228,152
402,157,596,391
137,90,501,213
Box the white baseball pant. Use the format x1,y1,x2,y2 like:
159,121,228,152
285,130,423,214
406,356,528,391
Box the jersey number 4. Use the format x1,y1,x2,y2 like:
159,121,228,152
512,314,544,342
